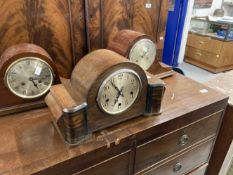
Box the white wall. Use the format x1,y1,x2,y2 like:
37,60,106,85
178,0,223,64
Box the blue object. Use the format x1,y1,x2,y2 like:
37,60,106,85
162,0,188,67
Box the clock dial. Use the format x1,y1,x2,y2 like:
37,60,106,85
5,57,54,99
129,39,156,70
97,69,141,115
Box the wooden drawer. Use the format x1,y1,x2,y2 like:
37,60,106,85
185,46,220,67
138,138,214,175
135,111,222,172
186,163,208,175
187,33,223,54
74,151,131,175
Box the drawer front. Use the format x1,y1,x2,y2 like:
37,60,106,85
187,34,223,54
186,163,208,175
135,111,222,172
140,139,214,175
74,151,131,175
185,46,220,67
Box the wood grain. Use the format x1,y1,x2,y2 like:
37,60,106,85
0,74,228,175
0,0,73,78
86,0,169,57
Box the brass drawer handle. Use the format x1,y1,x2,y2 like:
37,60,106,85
216,55,220,58
179,134,189,146
196,52,202,56
199,41,204,44
173,162,182,172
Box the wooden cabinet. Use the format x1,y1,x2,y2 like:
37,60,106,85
0,74,228,175
185,33,233,73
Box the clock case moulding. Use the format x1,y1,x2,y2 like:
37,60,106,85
107,29,175,79
45,49,166,146
0,43,60,116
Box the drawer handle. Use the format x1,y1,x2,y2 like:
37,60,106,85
196,52,202,56
216,55,220,58
179,134,189,146
199,41,204,44
173,162,182,172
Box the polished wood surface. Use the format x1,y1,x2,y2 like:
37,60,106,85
135,111,223,173
205,72,233,175
0,0,73,78
139,138,214,175
0,43,60,115
185,33,233,73
0,74,228,175
107,29,175,77
86,0,169,60
187,163,208,175
71,49,148,132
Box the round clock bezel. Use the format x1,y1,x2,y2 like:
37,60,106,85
128,38,157,70
4,57,55,99
96,68,142,115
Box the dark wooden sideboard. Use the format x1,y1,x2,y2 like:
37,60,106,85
0,74,228,175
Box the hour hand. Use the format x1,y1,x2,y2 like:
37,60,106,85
110,80,120,92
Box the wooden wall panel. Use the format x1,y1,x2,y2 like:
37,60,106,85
86,0,169,60
0,0,73,78
70,0,87,63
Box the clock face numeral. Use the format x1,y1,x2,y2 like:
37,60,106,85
97,69,141,115
5,57,54,99
129,39,156,70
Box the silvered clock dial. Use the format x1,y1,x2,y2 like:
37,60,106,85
128,39,157,70
5,57,54,99
97,69,141,115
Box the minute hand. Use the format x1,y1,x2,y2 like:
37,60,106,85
110,80,121,93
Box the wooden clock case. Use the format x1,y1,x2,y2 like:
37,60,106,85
108,29,175,78
0,43,60,115
46,49,165,145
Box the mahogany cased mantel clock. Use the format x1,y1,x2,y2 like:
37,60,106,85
108,29,175,78
45,49,166,145
0,43,60,115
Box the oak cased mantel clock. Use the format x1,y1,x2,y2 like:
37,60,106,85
45,49,165,145
108,29,175,78
0,43,60,115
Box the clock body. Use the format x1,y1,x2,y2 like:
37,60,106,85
69,49,148,132
0,43,59,115
45,49,166,145
108,29,174,78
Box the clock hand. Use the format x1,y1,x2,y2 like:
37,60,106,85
110,80,121,93
29,77,39,89
114,87,124,105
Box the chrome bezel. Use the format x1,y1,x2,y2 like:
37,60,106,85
96,68,142,115
4,57,54,99
129,38,157,70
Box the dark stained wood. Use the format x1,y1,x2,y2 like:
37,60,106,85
107,29,175,78
74,151,131,175
70,49,148,132
70,0,88,64
135,111,223,173
139,138,214,175
0,74,228,175
0,0,73,78
0,43,60,115
204,72,233,175
86,0,169,59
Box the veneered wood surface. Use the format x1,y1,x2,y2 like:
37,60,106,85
0,43,60,113
205,72,233,175
86,0,168,60
0,0,73,78
140,138,214,175
0,74,228,175
187,163,208,175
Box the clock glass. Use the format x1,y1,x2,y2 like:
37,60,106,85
5,57,54,99
97,69,141,115
129,39,156,70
